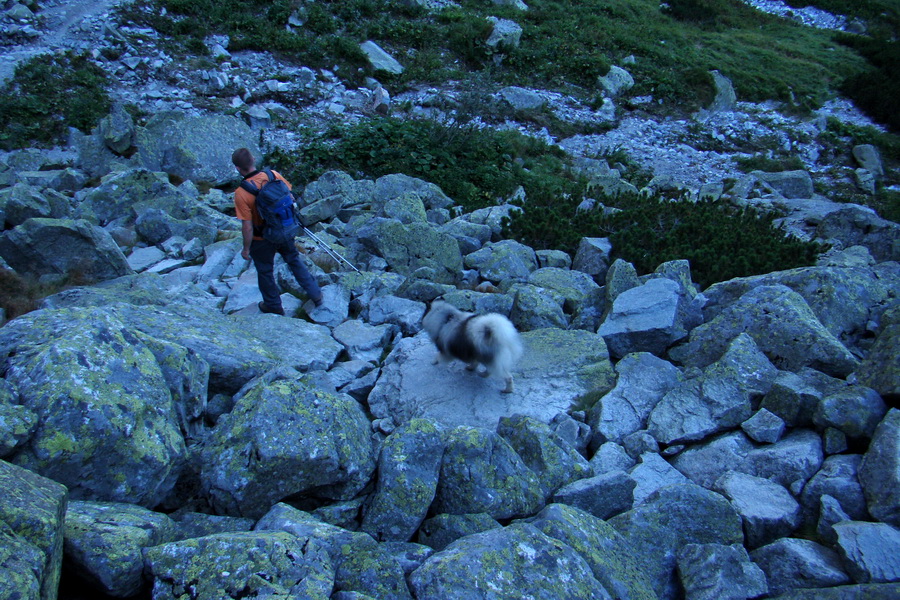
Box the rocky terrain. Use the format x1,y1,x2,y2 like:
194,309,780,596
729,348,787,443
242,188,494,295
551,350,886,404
0,1,899,600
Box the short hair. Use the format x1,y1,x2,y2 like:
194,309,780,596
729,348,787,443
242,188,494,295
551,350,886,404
232,147,255,171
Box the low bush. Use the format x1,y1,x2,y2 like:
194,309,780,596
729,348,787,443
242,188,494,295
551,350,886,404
270,116,579,213
735,154,807,173
0,52,111,150
503,193,825,289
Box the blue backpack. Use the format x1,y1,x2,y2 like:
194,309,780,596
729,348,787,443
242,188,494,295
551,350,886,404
240,169,300,245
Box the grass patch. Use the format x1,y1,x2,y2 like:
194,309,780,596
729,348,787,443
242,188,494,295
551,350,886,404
0,268,90,321
0,51,111,150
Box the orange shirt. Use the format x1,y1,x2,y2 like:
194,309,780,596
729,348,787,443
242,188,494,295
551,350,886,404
234,170,293,240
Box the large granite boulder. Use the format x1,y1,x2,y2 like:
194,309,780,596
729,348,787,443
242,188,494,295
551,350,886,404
464,239,539,284
648,334,778,445
497,414,592,497
0,183,70,228
409,523,611,599
356,217,462,284
508,283,568,330
750,538,850,595
64,501,177,597
833,521,900,583
713,471,801,548
859,409,900,527
0,218,132,282
431,426,544,520
530,503,657,600
73,168,222,229
609,483,744,600
856,305,900,397
1,310,187,506
817,205,900,262
599,277,701,359
676,542,768,600
701,264,900,352
199,373,376,518
0,460,67,600
800,455,869,524
361,419,444,542
134,112,261,185
588,352,683,444
669,284,859,377
144,531,334,599
368,328,615,429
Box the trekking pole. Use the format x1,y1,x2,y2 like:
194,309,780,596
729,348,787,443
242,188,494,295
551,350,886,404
302,226,361,274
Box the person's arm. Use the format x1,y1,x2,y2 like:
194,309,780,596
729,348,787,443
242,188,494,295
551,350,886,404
241,219,254,261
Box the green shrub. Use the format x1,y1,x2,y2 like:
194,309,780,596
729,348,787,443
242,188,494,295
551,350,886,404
503,194,826,289
836,35,900,133
270,116,578,213
0,52,111,150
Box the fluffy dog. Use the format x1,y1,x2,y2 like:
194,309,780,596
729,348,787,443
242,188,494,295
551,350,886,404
422,301,523,393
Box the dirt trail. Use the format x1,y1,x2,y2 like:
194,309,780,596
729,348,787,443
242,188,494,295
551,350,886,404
0,0,123,83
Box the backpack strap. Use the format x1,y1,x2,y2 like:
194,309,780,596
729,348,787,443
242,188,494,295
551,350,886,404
238,169,276,195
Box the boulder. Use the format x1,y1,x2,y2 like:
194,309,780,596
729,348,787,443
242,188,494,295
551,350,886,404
0,183,70,227
648,334,777,445
759,370,822,428
859,409,900,527
713,471,801,548
464,239,538,284
747,428,823,488
440,289,514,317
368,328,614,429
669,284,859,378
144,531,334,599
64,501,177,597
705,70,738,113
134,207,217,247
598,65,635,97
670,431,753,489
814,385,886,439
304,171,374,209
798,454,867,524
199,373,376,518
171,512,255,540
0,460,67,600
763,583,900,599
360,40,404,74
357,218,462,284
750,538,850,595
751,170,814,199
361,419,444,542
417,513,501,551
463,204,520,241
431,426,544,520
833,521,900,583
589,441,635,476
609,484,744,600
741,409,786,443
97,103,135,155
74,168,200,226
630,452,690,506
332,319,395,363
550,470,635,520
134,112,261,185
2,310,187,506
498,86,546,110
817,206,900,262
530,504,657,600
0,218,132,282
509,283,568,330
599,278,696,359
486,17,523,53
497,414,592,497
856,306,900,397
676,543,768,600
572,237,613,283
589,352,683,444
365,295,426,336
409,523,611,599
374,174,454,212
604,258,640,310
701,264,900,352
528,267,602,315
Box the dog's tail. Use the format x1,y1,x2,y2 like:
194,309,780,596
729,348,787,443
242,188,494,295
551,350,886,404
472,314,523,374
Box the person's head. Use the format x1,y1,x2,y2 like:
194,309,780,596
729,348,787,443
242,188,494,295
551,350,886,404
232,148,255,175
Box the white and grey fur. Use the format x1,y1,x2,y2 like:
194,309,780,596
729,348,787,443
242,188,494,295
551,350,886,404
422,301,523,393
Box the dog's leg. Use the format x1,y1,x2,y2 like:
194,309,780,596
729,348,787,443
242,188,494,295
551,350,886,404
502,375,514,394
433,351,451,365
466,361,479,372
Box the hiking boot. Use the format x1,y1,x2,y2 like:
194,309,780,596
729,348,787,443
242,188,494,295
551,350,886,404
258,301,285,316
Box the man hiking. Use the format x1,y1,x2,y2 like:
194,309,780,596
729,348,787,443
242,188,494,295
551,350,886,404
232,147,323,315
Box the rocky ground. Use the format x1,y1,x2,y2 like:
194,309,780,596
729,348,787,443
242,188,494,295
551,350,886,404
1,1,899,600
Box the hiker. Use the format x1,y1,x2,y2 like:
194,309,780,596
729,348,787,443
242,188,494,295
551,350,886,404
232,147,323,315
